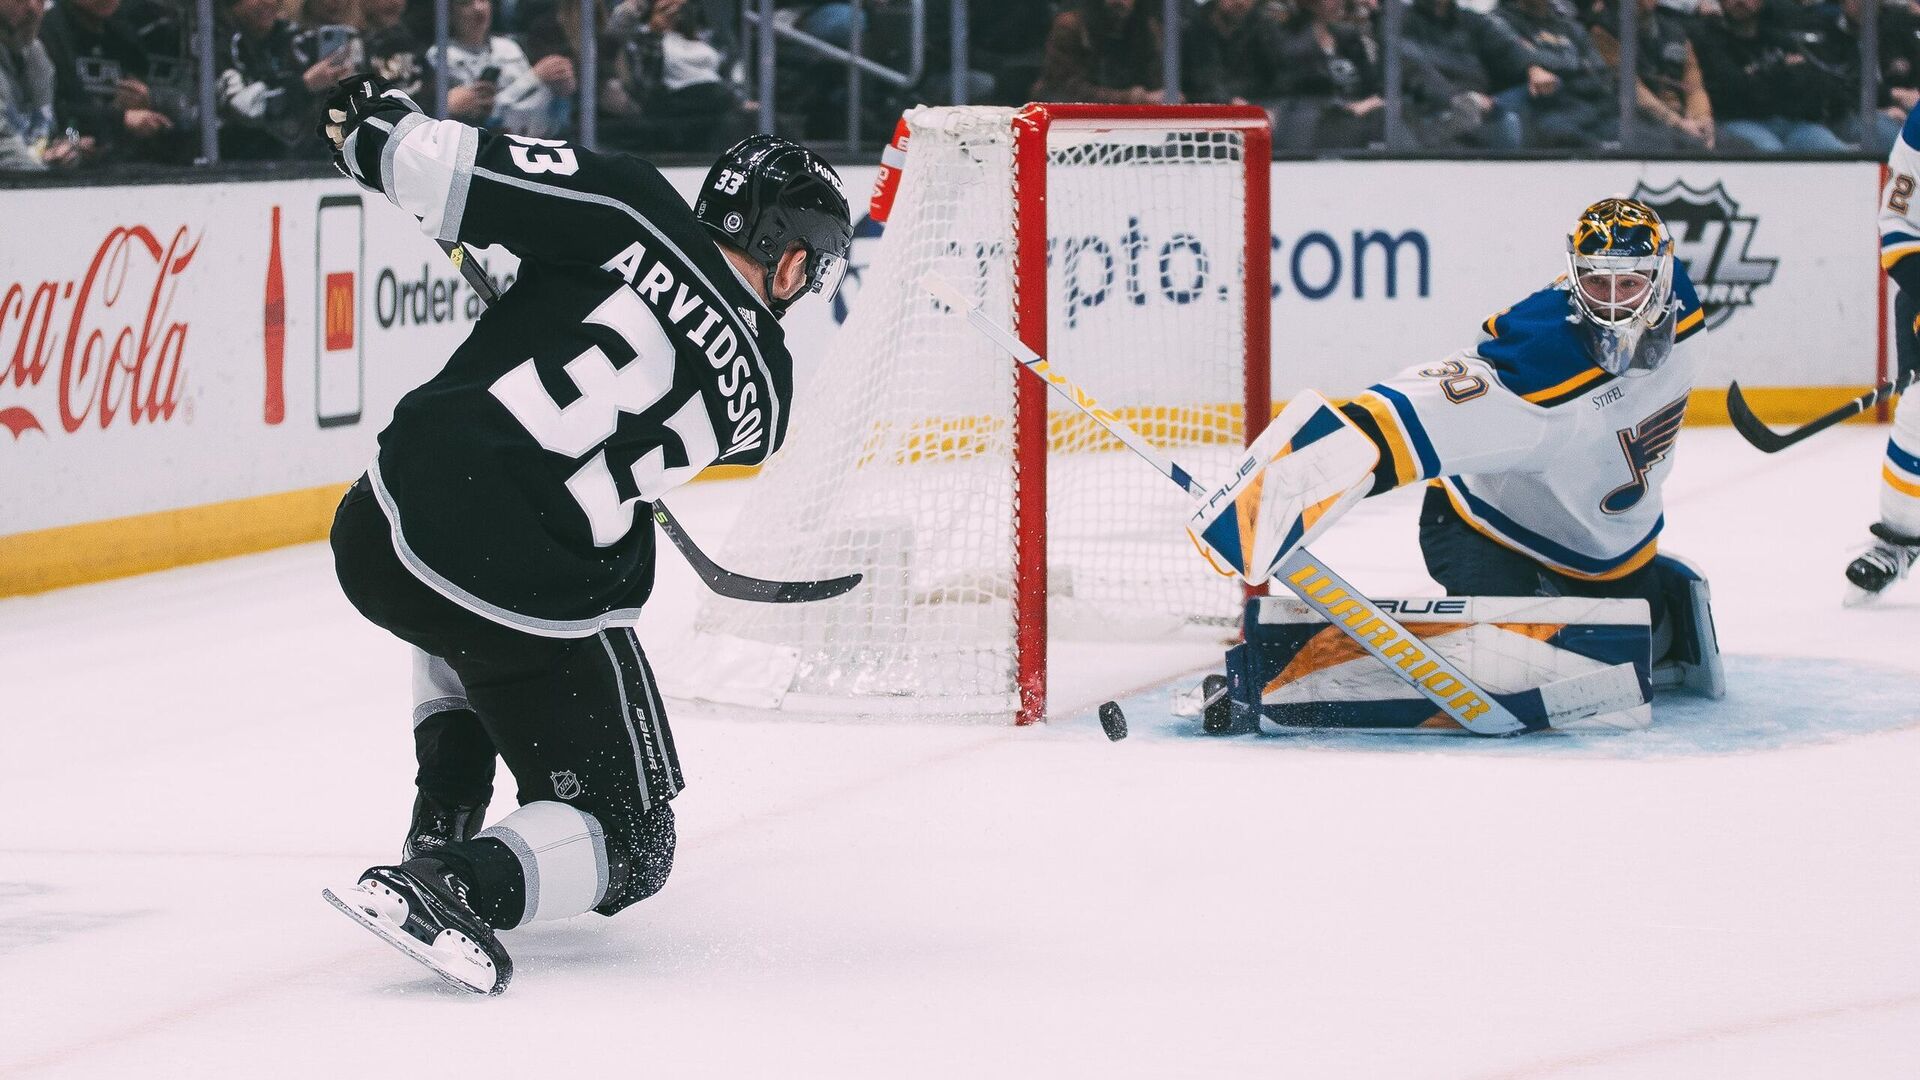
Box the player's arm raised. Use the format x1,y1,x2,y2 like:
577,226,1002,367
320,75,656,267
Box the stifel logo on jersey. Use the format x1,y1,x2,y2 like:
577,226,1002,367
0,224,196,440
1632,180,1778,331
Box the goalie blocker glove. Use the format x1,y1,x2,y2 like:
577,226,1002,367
1186,391,1380,584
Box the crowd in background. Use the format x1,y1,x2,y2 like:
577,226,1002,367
1,0,1913,171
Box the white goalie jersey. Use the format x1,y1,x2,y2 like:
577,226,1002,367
1345,266,1707,582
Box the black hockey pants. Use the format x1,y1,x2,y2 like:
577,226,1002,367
330,477,678,919
1418,485,1673,654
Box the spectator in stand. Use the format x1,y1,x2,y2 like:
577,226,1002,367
1493,0,1617,148
1032,0,1163,105
1880,0,1920,127
431,0,574,138
121,0,192,143
602,0,754,151
1400,0,1529,150
1690,0,1847,152
39,0,187,162
361,0,423,97
217,0,349,158
294,0,367,80
1270,0,1383,149
1182,0,1287,108
1588,0,1715,151
1,0,74,169
1784,0,1897,151
970,0,1057,103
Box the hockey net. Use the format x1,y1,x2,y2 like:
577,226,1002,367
670,104,1270,723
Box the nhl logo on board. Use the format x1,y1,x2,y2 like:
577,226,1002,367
1630,180,1778,332
550,770,583,800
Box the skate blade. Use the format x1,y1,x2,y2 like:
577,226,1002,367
1842,583,1884,608
322,886,505,996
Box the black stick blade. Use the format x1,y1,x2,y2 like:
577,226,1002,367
1725,382,1796,453
1726,378,1899,455
653,506,862,604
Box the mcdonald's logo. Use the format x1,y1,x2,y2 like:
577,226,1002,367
324,272,355,352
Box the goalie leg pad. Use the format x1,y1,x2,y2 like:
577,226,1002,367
1226,595,1652,733
1187,391,1380,584
1648,552,1725,700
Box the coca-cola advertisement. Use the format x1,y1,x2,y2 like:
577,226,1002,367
0,179,449,539
0,224,196,443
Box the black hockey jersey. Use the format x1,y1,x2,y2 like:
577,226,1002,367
338,107,791,635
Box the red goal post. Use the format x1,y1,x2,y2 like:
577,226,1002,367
1009,104,1273,725
681,103,1275,727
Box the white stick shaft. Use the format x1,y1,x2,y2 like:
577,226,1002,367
952,295,1190,495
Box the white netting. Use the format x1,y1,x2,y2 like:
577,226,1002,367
672,106,1254,719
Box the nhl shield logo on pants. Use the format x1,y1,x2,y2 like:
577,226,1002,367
550,770,583,800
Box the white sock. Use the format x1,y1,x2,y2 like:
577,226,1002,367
476,801,610,927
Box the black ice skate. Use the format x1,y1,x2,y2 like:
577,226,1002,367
1844,523,1920,606
323,860,512,995
402,793,490,861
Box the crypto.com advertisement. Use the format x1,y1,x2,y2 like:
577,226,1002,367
0,159,1879,538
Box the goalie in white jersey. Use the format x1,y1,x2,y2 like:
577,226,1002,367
1857,107,1920,601
1194,198,1722,694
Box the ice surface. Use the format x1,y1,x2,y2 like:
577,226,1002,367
2,428,1916,1079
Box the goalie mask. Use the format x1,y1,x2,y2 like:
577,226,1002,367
1565,197,1678,377
695,135,853,319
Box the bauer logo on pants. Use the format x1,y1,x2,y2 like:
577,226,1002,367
1631,180,1778,331
550,771,582,800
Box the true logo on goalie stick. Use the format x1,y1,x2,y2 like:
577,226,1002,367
1374,598,1469,615
550,771,583,800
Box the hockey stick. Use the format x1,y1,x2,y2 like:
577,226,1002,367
1726,372,1916,454
439,239,861,603
924,274,1642,735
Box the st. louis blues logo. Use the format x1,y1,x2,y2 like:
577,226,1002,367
1631,180,1778,331
1602,394,1688,514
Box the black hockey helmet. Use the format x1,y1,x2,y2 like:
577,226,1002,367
695,134,853,318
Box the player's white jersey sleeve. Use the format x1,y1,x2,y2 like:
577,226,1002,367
1345,352,1557,491
1881,107,1920,294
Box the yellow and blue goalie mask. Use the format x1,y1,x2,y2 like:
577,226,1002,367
1565,197,1677,377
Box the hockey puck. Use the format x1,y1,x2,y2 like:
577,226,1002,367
1098,701,1128,741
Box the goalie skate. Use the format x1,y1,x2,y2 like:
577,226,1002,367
322,862,512,995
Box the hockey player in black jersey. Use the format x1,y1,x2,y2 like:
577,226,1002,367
315,76,851,994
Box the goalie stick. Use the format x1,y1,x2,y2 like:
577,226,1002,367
923,274,1642,735
1726,373,1918,454
439,239,862,604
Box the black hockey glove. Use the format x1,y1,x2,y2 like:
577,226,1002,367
317,74,423,179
